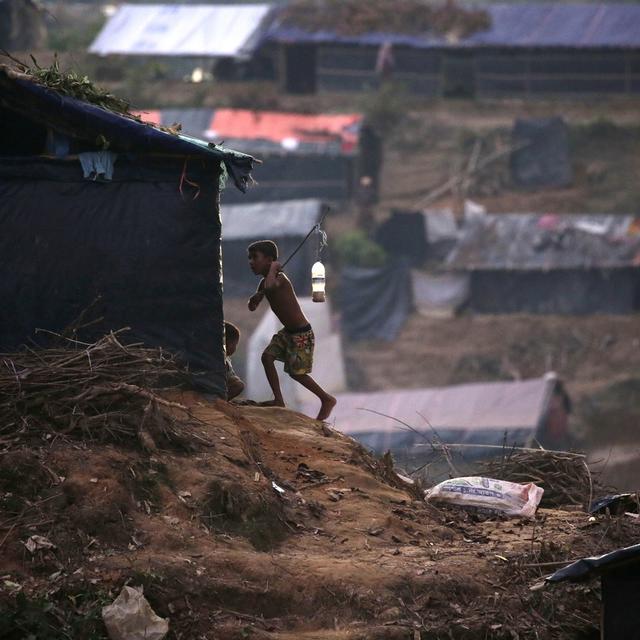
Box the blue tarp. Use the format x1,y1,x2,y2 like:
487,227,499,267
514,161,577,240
264,3,640,50
0,68,254,192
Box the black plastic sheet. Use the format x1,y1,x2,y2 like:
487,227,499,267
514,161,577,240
547,543,640,583
0,156,226,395
339,258,412,342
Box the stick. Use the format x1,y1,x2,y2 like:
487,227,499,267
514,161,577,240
281,207,329,269
413,142,529,210
413,442,586,456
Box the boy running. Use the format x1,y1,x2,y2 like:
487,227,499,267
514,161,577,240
247,240,336,420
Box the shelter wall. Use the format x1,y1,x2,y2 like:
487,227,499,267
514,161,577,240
0,156,227,395
474,48,640,97
468,268,640,314
221,153,355,203
315,44,443,96
284,42,640,97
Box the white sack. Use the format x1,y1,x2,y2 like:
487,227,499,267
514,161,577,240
425,476,544,518
102,586,169,640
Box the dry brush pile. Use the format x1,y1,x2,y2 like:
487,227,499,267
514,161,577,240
481,449,601,510
0,331,205,452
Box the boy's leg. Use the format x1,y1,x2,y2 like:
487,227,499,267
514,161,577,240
290,373,336,420
261,351,285,407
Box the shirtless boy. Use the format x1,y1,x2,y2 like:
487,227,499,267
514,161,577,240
247,240,336,420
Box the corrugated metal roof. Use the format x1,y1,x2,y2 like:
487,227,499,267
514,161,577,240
133,108,361,155
308,375,555,436
447,213,640,271
90,3,272,57
222,199,324,240
265,3,640,49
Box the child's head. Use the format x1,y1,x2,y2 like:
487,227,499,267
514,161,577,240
247,240,278,276
224,321,240,356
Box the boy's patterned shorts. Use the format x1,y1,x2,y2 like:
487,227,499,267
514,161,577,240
264,326,314,375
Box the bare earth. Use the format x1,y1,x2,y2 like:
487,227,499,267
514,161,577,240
1,396,637,639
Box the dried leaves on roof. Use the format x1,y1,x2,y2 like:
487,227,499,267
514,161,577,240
280,0,490,38
1,53,182,136
6,53,134,116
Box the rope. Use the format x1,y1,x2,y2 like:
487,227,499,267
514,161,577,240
281,206,329,269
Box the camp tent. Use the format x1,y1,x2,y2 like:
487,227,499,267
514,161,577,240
0,65,254,396
135,108,363,203
90,4,272,59
262,3,640,97
221,199,326,298
447,213,640,314
306,374,571,458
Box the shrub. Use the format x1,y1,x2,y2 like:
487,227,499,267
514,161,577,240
334,230,387,268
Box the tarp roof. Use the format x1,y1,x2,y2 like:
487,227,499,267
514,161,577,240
447,214,640,271
134,108,362,155
318,375,556,437
265,3,640,50
222,199,324,240
90,3,272,57
0,66,254,192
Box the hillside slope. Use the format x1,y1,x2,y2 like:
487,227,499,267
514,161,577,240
1,395,637,639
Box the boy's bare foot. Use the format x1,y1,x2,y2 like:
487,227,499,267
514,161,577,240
316,395,336,421
259,399,285,408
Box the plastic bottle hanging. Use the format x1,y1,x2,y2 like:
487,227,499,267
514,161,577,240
311,261,326,303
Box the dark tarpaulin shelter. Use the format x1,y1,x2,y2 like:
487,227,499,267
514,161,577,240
447,213,640,314
135,108,361,204
0,65,254,396
339,258,413,342
510,117,572,189
261,3,640,97
548,543,640,639
374,211,428,267
221,199,325,298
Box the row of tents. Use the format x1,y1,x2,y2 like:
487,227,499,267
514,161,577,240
225,200,640,317
90,2,640,98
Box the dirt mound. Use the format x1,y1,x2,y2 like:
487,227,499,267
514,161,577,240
1,393,637,639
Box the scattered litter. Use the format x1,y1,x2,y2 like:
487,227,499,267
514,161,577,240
3,580,22,591
271,481,285,494
296,463,328,483
254,472,261,482
425,476,544,518
23,534,56,553
368,527,384,536
90,478,99,483
102,585,169,640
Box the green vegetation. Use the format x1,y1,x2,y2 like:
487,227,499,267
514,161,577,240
0,591,109,640
334,230,387,268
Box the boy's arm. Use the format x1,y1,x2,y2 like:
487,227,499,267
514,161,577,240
264,261,283,291
248,279,265,311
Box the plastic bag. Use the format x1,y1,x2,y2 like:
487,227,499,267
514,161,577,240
102,586,169,640
425,476,544,518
